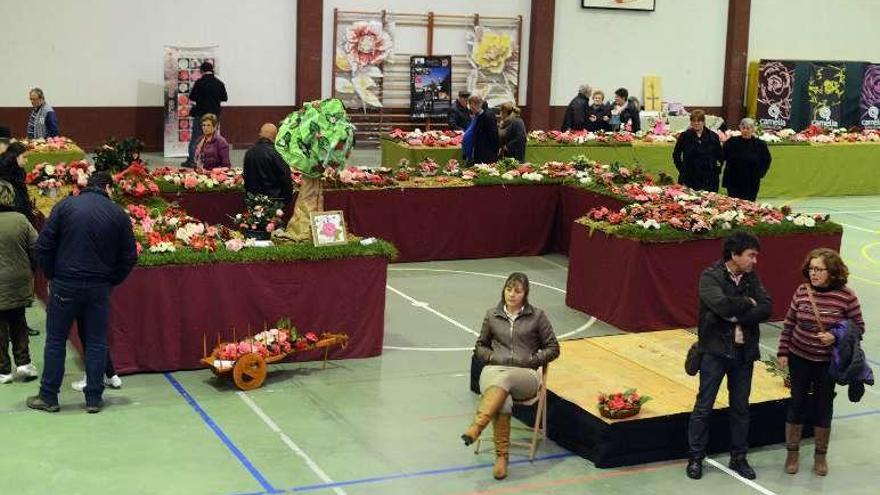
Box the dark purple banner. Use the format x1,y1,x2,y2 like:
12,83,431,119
860,64,880,129
757,60,796,130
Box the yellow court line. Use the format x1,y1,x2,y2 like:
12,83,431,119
861,241,880,266
781,196,808,207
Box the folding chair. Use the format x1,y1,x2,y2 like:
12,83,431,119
474,366,548,461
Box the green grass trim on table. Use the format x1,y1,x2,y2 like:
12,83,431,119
137,239,398,267
576,218,843,243
155,180,244,194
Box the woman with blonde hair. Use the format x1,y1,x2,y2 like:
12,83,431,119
777,248,865,476
462,272,559,480
498,102,526,162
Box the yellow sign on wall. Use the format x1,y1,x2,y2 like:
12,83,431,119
643,75,662,111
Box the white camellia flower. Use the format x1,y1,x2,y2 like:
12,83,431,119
522,172,543,181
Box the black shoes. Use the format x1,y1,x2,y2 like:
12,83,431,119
26,396,60,413
729,457,757,479
27,327,40,336
686,457,703,479
85,401,104,414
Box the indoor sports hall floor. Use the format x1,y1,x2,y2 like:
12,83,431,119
2,174,879,494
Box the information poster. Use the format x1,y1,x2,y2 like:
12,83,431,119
410,56,452,119
163,45,218,157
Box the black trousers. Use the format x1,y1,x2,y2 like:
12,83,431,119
0,307,31,375
688,347,754,458
787,353,835,428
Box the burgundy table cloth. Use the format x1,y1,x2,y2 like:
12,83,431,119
565,224,843,331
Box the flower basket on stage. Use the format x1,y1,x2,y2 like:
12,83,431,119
597,388,651,420
201,323,349,390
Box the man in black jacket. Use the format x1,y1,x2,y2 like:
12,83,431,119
185,61,228,166
27,172,137,414
448,91,472,130
466,95,499,165
686,232,771,480
561,84,591,131
243,123,293,206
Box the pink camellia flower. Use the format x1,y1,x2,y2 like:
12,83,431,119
183,175,199,189
320,221,338,239
304,332,319,343
225,238,244,252
237,342,253,355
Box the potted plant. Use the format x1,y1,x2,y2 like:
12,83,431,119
233,194,284,240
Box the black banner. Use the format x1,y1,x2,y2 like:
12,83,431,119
756,60,797,130
410,56,452,119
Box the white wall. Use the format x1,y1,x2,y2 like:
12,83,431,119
749,0,880,62
551,0,729,107
322,0,531,103
0,0,296,107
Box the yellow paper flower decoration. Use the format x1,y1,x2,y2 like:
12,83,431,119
472,32,513,74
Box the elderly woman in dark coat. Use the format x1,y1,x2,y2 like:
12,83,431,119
722,118,772,201
672,109,723,192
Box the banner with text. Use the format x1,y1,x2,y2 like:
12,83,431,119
756,60,797,130
860,64,880,129
163,45,218,157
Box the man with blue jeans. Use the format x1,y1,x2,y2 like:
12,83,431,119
686,232,771,480
27,172,137,413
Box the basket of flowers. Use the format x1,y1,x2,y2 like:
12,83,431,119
597,388,651,420
200,318,349,390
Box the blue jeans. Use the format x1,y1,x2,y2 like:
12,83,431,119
40,280,112,406
687,347,754,458
186,116,204,164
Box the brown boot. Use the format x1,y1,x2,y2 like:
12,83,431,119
462,387,509,446
813,427,830,476
493,413,511,480
785,423,802,474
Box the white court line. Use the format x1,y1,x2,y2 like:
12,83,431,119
798,209,880,215
237,391,348,495
557,319,597,339
538,256,569,270
383,345,472,352
705,458,778,495
386,284,480,337
839,222,879,234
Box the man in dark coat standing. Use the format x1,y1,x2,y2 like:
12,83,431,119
243,123,293,206
463,95,499,165
185,61,228,167
561,84,591,131
448,91,472,130
27,172,137,414
686,233,772,481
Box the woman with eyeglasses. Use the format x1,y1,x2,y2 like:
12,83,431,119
776,248,865,476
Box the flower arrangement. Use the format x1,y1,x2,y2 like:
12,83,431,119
275,99,355,178
233,194,284,236
127,203,227,254
209,317,341,365
93,137,145,172
153,166,243,191
324,165,394,188
114,161,160,199
18,136,78,152
387,128,463,147
597,388,651,419
26,160,93,195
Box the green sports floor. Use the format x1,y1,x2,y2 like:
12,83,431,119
1,194,879,495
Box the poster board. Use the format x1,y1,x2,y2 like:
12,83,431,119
163,45,218,157
410,56,452,119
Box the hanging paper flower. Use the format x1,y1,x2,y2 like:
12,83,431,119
471,31,513,74
343,21,392,70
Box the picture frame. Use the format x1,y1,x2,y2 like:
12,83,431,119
582,0,656,12
310,210,348,246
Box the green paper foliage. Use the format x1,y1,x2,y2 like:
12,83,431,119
275,99,355,178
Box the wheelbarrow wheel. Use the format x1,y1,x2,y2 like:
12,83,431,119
233,353,267,390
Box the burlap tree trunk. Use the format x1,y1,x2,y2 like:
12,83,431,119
286,176,324,241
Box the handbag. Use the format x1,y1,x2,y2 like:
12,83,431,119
685,341,701,376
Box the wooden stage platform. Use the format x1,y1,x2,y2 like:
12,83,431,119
470,330,791,468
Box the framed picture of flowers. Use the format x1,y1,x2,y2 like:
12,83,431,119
310,210,348,247
582,0,655,11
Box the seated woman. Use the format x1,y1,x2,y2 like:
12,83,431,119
462,272,560,480
195,113,231,170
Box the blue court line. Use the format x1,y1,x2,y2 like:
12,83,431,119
163,373,280,494
288,452,576,492
834,409,880,421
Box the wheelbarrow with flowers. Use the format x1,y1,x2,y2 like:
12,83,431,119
201,318,349,390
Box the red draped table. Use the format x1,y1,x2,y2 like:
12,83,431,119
565,224,843,331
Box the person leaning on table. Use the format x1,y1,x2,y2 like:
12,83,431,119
462,272,559,480
776,248,865,476
722,118,772,201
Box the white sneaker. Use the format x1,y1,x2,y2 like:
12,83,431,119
104,375,123,389
15,363,39,380
71,376,87,392
0,374,13,384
